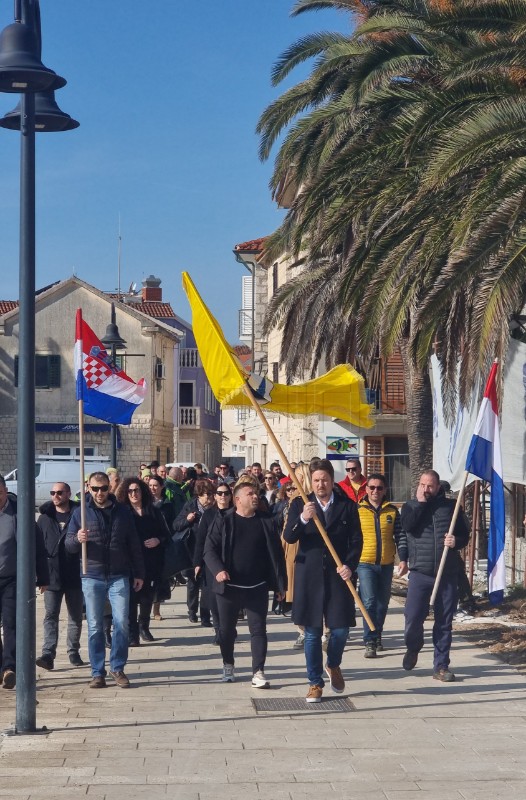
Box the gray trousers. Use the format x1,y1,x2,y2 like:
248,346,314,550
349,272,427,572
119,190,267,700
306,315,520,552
42,587,84,659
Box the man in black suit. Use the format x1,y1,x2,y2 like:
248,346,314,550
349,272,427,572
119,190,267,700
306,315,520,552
284,459,363,703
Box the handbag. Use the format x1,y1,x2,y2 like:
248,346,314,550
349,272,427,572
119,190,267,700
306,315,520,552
161,529,193,579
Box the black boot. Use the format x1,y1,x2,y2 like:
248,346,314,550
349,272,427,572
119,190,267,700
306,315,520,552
139,624,154,642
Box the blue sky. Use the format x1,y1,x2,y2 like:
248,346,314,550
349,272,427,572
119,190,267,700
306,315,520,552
0,1,349,341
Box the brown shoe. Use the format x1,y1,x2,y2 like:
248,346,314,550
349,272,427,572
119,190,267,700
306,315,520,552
89,675,106,689
306,684,323,703
325,664,345,693
109,670,130,688
2,669,16,689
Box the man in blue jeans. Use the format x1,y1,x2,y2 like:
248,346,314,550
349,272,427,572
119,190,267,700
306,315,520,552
66,472,144,689
357,474,406,658
283,459,362,703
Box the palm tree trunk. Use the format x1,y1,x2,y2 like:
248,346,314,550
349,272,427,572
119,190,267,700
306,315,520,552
400,339,433,490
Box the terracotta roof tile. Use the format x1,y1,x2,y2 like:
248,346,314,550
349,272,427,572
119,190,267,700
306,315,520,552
234,237,267,253
0,300,18,314
107,295,176,320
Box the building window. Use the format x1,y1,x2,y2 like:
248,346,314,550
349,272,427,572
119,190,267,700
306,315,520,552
15,354,61,388
204,383,217,414
235,407,249,425
272,263,278,295
179,382,194,406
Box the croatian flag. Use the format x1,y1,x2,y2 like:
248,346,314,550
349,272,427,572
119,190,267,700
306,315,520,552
465,361,505,604
75,309,146,425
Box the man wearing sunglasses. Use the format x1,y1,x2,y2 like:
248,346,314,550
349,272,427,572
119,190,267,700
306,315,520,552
36,483,84,671
357,475,405,658
66,472,144,689
338,458,367,504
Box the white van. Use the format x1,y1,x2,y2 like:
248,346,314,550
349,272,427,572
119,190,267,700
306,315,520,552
165,462,210,475
4,458,110,508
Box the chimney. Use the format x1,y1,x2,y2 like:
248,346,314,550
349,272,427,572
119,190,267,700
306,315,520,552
142,274,162,302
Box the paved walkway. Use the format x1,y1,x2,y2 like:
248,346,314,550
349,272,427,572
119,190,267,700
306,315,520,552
1,586,525,799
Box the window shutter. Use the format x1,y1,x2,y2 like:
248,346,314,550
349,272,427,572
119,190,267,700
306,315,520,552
364,436,384,476
382,349,406,413
240,276,253,335
14,355,18,387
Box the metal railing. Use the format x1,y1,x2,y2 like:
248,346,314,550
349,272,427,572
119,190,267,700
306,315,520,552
365,387,406,415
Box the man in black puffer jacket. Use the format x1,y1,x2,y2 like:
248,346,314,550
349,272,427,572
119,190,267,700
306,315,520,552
36,482,83,671
65,472,144,690
399,470,470,683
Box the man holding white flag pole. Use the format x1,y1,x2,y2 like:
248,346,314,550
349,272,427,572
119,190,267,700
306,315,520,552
401,360,505,682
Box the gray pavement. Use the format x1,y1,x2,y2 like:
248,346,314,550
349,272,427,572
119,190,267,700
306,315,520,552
1,586,525,799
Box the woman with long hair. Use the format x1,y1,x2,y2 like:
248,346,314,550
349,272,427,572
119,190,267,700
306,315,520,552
116,477,169,645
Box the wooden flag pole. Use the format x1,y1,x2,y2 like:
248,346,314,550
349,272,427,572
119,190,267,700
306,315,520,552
430,470,469,607
241,384,375,631
78,397,88,575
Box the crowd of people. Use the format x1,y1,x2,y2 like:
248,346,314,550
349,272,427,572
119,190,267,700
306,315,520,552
0,456,470,699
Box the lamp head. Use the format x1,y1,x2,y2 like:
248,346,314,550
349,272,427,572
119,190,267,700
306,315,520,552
0,89,79,131
0,21,65,93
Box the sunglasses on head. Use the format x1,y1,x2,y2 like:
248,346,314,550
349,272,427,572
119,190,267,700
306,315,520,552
90,485,109,493
50,490,64,496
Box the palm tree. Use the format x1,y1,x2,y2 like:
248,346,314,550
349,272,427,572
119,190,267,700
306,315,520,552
258,0,526,483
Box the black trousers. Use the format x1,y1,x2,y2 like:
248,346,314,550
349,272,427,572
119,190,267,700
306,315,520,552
0,577,16,672
215,584,269,672
404,570,458,672
183,570,210,623
129,582,155,639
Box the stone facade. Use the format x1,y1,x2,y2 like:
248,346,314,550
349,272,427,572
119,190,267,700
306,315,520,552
0,277,182,475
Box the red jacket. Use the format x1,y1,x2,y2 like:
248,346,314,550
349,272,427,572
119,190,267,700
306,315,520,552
338,475,367,503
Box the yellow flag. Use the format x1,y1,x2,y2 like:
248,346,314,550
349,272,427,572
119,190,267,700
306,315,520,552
182,272,374,428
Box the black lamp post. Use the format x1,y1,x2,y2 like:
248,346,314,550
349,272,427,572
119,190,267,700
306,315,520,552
0,0,77,734
101,303,127,469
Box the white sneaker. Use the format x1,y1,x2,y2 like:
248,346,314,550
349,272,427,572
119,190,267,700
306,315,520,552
222,664,235,682
251,670,270,688
293,633,305,649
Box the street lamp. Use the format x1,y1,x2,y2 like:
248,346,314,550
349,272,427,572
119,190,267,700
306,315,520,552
0,0,77,734
101,303,127,469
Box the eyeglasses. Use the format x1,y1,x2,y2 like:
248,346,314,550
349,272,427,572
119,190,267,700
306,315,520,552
264,476,274,480
286,487,296,493
367,485,384,491
90,485,109,493
128,488,140,494
216,490,231,496
346,467,359,472
220,466,228,470
50,490,64,496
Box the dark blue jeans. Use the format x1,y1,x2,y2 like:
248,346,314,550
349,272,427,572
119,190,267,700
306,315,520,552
0,578,16,672
404,570,458,671
304,626,348,687
357,563,394,644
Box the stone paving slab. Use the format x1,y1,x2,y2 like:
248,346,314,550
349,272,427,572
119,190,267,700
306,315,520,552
1,590,526,799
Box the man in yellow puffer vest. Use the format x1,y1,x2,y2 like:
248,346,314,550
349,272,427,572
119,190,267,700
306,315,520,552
357,473,407,658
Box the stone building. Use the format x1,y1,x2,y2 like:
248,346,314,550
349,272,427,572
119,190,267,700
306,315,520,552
0,276,182,475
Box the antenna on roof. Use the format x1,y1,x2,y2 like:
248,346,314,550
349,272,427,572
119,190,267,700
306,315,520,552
117,214,122,301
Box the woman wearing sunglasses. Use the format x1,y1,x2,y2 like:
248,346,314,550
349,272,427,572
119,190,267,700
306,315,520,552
116,478,169,646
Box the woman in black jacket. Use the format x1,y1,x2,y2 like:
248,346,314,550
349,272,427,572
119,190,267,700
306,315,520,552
173,479,216,625
116,477,169,645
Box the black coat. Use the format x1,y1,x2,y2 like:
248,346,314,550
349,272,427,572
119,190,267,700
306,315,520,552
203,507,287,596
400,489,470,578
37,500,80,591
130,504,170,585
65,495,145,580
283,491,363,629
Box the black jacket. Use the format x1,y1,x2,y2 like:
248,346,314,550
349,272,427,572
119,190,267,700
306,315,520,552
283,491,363,629
0,497,49,587
130,504,170,585
37,500,80,591
400,489,470,578
204,507,287,596
173,498,211,566
65,495,145,580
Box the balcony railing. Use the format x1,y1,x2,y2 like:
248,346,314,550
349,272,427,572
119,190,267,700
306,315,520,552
365,384,406,415
180,348,199,368
179,406,200,428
